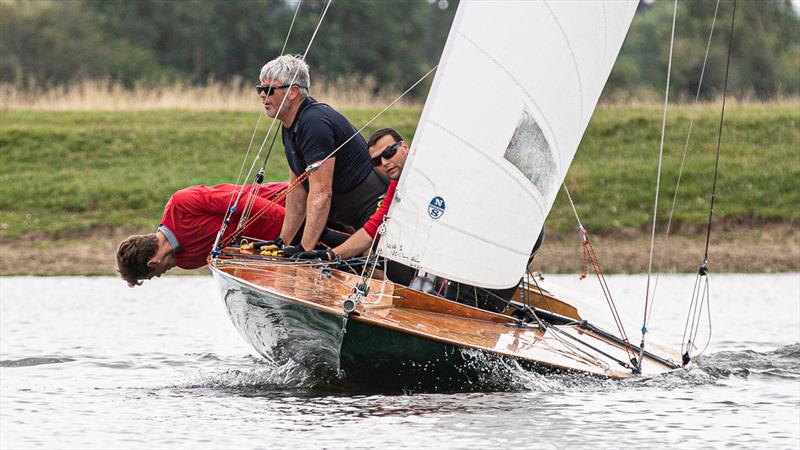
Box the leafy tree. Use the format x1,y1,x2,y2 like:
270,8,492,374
0,1,163,86
1,0,796,100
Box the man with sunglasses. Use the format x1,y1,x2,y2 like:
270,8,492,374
296,128,409,265
258,55,388,255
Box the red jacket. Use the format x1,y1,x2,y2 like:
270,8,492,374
160,183,287,269
362,179,397,239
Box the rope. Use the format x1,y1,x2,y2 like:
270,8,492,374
649,0,720,316
562,182,584,227
639,0,679,369
562,183,637,365
526,271,557,316
218,171,310,248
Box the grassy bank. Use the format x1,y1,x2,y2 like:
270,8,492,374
0,104,797,274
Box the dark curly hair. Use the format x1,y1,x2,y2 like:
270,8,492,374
116,233,159,285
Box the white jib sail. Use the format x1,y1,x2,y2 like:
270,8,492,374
381,0,639,289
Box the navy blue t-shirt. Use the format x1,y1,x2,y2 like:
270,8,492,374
282,97,373,194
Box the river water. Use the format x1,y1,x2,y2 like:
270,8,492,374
1,274,798,449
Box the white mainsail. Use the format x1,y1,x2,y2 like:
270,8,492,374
381,0,638,288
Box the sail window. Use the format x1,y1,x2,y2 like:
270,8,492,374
503,108,557,200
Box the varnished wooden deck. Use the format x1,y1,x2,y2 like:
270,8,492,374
210,255,680,379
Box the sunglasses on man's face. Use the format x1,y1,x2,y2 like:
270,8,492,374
256,84,292,96
371,141,402,167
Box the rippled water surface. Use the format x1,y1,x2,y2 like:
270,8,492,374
1,274,798,449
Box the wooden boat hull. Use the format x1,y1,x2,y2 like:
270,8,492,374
215,268,344,378
209,256,681,390
212,266,546,390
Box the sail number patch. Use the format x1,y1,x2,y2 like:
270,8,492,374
428,196,445,219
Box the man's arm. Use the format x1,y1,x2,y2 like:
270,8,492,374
331,228,373,259
280,171,307,244
300,158,335,250
330,179,395,259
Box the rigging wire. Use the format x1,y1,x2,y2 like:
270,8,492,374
649,0,721,314
527,274,614,372
236,128,283,239
681,269,712,361
220,65,439,246
250,0,333,172
280,0,303,56
683,0,737,364
357,221,384,287
234,0,306,237
307,65,438,169
639,0,679,369
223,0,304,227
703,0,736,268
212,0,331,253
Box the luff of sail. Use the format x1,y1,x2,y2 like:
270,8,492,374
381,0,639,288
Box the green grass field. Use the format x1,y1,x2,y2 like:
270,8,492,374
0,104,797,240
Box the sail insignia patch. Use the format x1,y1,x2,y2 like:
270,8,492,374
428,196,445,219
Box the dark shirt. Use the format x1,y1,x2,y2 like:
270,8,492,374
282,97,373,194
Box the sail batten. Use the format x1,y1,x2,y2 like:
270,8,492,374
383,1,639,288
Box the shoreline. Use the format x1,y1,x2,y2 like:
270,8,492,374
2,224,796,276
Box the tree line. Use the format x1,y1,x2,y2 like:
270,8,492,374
0,0,797,100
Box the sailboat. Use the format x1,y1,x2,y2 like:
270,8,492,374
209,1,685,390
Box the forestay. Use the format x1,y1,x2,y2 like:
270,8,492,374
381,0,638,288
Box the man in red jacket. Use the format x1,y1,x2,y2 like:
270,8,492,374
116,182,287,287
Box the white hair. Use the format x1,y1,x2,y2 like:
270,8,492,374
259,54,310,97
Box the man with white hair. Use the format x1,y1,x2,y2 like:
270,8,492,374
258,55,388,255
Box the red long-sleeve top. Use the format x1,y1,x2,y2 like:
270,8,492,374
160,183,287,269
362,179,397,239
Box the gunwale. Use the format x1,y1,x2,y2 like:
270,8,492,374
209,253,680,379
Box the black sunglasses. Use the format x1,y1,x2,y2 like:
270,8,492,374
371,141,402,167
256,84,292,96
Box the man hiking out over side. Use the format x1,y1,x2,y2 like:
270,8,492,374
116,182,287,287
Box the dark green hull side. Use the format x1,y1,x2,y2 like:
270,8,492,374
212,268,555,392
339,318,554,392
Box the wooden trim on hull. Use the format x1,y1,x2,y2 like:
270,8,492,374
209,256,680,381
